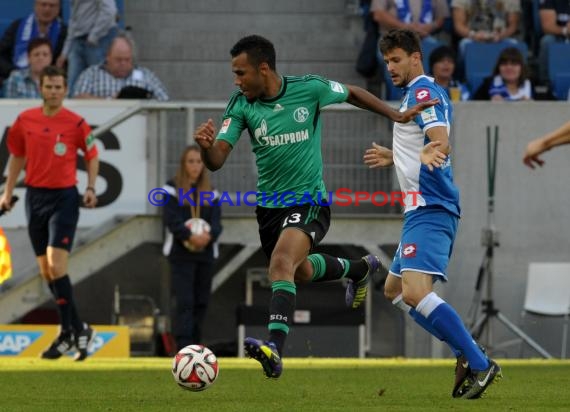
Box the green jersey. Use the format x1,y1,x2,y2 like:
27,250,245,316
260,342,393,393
217,75,349,207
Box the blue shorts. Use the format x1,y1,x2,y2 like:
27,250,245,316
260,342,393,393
389,207,458,281
25,186,80,256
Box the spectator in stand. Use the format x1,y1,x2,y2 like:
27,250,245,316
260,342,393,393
72,33,169,100
429,45,470,101
473,47,533,100
371,0,450,43
452,0,521,57
370,0,450,99
537,0,570,83
56,0,119,92
0,0,66,89
4,38,53,98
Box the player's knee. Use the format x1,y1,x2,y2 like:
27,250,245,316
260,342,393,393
293,260,313,283
401,290,426,308
383,278,402,301
268,252,295,281
384,286,400,301
47,262,66,278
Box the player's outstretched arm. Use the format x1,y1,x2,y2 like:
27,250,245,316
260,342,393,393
363,142,394,168
523,120,570,169
194,119,232,171
346,85,438,123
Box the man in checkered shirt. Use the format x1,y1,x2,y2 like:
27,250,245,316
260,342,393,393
72,33,168,100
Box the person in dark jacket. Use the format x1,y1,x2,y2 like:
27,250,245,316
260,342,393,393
162,145,222,350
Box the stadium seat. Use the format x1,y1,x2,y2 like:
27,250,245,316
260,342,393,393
0,0,125,34
464,41,529,93
0,0,34,37
421,40,444,71
523,263,570,358
547,42,570,100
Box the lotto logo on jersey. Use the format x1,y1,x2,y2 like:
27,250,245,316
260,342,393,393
220,118,231,134
329,81,344,93
402,243,417,258
415,88,430,102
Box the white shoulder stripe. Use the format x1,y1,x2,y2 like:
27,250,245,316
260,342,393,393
162,184,177,197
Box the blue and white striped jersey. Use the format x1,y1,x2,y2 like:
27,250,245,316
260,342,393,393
392,75,460,217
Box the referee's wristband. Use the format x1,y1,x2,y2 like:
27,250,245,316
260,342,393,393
85,186,96,193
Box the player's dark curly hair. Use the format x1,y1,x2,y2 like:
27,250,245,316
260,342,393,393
230,35,276,70
379,29,422,58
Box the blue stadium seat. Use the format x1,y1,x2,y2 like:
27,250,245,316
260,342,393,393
464,41,529,94
422,40,444,72
0,0,34,37
547,42,570,100
0,0,125,36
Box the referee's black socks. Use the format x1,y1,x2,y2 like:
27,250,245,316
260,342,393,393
52,275,84,333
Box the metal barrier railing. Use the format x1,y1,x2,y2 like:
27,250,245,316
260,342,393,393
20,101,400,217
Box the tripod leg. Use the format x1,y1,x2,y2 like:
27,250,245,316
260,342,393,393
470,314,489,340
495,312,553,359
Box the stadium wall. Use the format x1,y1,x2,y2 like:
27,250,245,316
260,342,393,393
123,0,366,101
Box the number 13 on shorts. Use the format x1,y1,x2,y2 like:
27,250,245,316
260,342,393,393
282,213,301,227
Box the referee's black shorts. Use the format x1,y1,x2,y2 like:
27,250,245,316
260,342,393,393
25,186,80,256
256,204,330,260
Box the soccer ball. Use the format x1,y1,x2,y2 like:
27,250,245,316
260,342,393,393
184,218,211,235
172,344,219,391
182,218,212,251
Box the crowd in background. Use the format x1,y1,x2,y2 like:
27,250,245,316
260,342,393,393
0,0,168,100
356,0,569,101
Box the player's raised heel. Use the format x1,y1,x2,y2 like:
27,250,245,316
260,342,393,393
244,337,282,378
345,254,380,309
452,344,488,398
461,359,502,399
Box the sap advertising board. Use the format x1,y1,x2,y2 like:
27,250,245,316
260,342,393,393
0,101,148,228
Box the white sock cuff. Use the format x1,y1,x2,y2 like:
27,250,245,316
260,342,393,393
392,294,411,313
415,292,445,318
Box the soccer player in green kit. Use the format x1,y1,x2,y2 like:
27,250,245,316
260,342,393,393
194,35,437,378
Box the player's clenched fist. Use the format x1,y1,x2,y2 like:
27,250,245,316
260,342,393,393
194,119,216,149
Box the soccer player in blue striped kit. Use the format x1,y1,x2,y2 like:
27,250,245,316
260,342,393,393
364,29,501,399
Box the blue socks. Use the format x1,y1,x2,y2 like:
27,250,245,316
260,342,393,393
416,292,489,371
393,294,461,357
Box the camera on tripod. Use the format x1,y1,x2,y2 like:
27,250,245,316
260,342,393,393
481,228,499,248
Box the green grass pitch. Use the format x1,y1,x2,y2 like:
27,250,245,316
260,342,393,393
1,358,569,411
